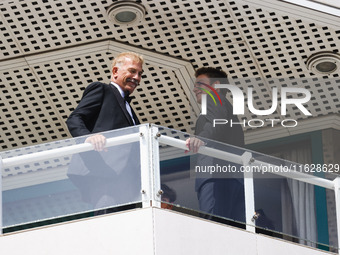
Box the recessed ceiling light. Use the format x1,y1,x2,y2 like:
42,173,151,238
107,1,146,26
306,51,340,75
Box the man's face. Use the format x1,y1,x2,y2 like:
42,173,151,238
112,57,143,95
193,74,211,104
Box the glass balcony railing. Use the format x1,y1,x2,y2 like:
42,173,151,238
0,124,339,253
0,125,143,231
156,126,339,252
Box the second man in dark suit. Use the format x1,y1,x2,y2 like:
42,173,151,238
186,67,245,223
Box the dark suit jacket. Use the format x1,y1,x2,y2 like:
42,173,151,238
66,82,141,202
67,82,140,137
194,91,245,191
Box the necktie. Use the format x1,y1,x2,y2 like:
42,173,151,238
124,95,133,103
124,95,135,125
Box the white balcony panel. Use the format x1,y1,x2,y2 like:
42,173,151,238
0,208,332,255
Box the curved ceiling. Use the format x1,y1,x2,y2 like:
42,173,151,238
0,0,339,151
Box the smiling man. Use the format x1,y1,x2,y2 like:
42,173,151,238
66,52,144,211
67,52,143,150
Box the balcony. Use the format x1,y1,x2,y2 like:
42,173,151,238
0,124,339,254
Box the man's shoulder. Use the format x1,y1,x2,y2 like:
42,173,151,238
206,93,233,116
85,81,107,90
83,81,113,95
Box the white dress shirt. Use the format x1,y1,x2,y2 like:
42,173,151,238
110,82,135,125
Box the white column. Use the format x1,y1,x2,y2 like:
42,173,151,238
139,125,152,208
151,125,161,208
333,177,340,254
241,151,256,233
139,125,161,208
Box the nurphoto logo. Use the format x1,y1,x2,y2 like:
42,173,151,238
200,84,312,128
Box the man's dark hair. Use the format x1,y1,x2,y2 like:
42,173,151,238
195,67,229,95
161,184,177,203
195,67,227,79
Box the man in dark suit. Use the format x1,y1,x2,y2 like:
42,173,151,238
186,67,245,223
66,52,143,210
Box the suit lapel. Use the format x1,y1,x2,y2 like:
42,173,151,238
131,108,140,125
110,84,135,126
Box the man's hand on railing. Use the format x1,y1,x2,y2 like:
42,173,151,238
85,134,108,152
185,137,205,154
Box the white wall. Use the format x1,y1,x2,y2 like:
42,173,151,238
0,207,333,255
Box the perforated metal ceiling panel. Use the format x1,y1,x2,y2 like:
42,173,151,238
0,0,339,151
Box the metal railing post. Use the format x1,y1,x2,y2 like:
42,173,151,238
333,177,340,254
139,125,152,208
151,125,161,208
139,124,161,208
241,151,256,233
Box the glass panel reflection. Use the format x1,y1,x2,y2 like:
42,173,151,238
158,126,246,228
1,125,142,230
156,125,338,251
250,150,338,249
